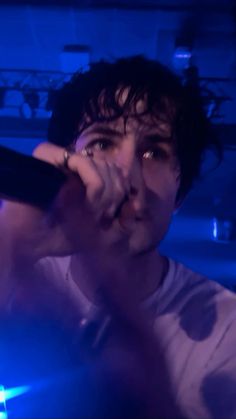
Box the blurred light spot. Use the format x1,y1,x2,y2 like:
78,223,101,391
4,385,31,401
0,386,7,419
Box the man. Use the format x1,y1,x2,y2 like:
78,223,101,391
0,56,235,418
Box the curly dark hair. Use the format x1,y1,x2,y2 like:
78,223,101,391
48,55,221,200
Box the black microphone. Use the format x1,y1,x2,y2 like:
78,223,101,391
0,145,67,208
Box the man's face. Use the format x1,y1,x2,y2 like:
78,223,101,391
75,111,180,256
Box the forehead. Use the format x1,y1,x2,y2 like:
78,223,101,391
81,116,173,140
77,86,174,139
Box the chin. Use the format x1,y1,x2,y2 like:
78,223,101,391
127,226,160,256
102,219,160,255
128,238,156,256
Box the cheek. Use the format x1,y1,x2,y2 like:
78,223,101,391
143,165,180,209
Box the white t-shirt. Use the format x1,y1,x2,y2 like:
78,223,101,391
36,256,236,419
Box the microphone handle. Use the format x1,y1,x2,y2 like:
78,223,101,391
0,145,68,209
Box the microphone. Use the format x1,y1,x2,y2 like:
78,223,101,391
0,145,67,208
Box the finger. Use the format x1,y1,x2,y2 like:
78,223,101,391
33,143,129,225
34,143,107,220
104,163,130,219
113,163,131,197
87,158,126,222
85,158,115,220
33,142,66,167
65,152,108,204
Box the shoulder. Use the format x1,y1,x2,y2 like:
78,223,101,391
160,258,236,317
156,261,236,418
153,258,236,344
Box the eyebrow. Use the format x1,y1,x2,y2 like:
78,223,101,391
82,126,173,144
143,133,173,144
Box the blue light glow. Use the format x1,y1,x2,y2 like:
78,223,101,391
213,218,218,239
0,388,5,404
3,385,31,401
0,386,7,419
0,384,31,419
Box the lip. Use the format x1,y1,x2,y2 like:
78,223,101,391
100,213,135,234
100,200,148,234
119,199,147,219
116,217,135,236
117,211,145,232
118,214,132,228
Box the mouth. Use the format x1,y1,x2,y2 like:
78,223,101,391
118,199,147,220
100,198,148,233
116,200,148,233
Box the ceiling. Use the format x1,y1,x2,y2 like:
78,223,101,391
0,1,235,126
0,0,234,10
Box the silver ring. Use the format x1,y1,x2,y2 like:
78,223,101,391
63,149,74,169
80,148,94,158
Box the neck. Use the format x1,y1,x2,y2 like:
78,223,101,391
70,248,168,304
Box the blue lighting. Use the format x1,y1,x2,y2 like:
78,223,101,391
0,386,7,419
0,383,31,419
0,388,5,404
3,385,31,401
213,218,218,239
173,46,192,71
0,384,32,419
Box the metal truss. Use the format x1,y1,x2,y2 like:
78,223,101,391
0,68,72,92
0,67,234,121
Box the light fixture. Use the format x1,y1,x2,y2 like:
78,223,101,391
212,217,236,243
173,46,192,72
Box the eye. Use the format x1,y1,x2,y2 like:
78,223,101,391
87,138,114,153
142,147,168,161
142,150,154,160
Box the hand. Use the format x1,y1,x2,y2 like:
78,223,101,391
0,141,131,260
